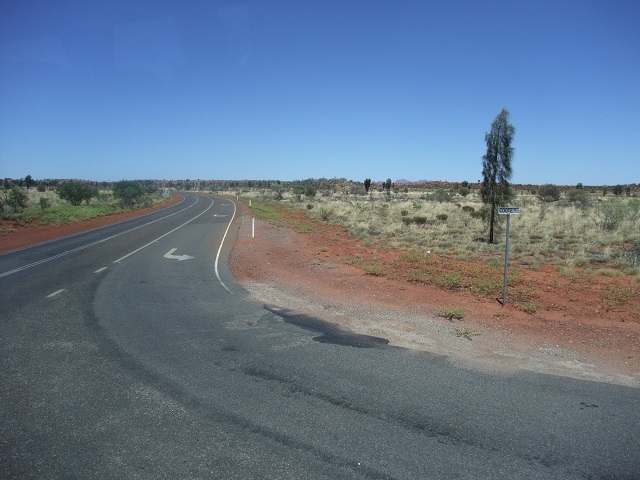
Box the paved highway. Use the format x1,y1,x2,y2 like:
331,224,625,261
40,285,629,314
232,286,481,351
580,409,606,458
1,193,639,479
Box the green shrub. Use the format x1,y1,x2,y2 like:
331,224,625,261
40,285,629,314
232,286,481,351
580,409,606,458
566,188,591,208
436,214,448,221
6,186,28,212
319,208,332,221
39,197,52,211
516,302,538,314
594,199,629,231
56,181,98,206
436,306,465,320
612,184,625,196
112,181,145,207
400,209,409,216
601,284,635,310
437,272,462,289
432,189,451,203
413,215,427,225
537,184,561,202
462,205,475,213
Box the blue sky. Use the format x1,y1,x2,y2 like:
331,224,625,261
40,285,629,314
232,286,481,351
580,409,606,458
1,0,638,185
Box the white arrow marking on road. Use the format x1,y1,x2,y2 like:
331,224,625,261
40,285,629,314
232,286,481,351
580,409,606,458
164,248,194,261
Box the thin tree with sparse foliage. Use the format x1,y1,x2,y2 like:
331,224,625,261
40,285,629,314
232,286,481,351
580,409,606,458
481,108,515,244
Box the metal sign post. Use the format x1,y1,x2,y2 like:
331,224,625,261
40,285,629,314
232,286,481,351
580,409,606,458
498,207,520,306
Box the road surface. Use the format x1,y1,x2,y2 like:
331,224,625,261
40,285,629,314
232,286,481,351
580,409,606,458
1,193,639,479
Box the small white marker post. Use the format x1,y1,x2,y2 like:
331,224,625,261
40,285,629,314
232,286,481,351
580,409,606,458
252,218,255,238
498,207,520,306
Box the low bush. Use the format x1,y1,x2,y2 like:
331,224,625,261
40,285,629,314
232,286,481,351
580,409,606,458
436,306,465,320
319,208,333,221
537,184,561,202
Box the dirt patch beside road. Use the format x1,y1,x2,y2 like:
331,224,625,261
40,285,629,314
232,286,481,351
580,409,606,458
228,201,640,387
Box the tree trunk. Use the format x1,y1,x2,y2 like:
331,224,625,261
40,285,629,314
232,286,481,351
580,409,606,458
489,198,496,243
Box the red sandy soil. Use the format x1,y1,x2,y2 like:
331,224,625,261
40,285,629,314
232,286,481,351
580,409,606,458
228,201,640,386
2,195,639,385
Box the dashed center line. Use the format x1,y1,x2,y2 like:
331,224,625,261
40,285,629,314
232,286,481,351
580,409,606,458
94,267,108,273
47,289,66,298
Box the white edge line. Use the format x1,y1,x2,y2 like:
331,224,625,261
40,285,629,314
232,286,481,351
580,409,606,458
214,199,237,294
113,197,215,264
47,289,66,298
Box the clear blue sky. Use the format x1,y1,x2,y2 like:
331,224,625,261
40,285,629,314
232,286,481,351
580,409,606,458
1,0,638,185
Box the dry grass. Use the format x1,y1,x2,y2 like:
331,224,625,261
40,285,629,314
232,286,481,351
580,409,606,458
2,187,163,226
231,187,639,275
221,185,640,316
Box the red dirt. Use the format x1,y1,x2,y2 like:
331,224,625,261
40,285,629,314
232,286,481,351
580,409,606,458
228,201,640,386
3,195,638,385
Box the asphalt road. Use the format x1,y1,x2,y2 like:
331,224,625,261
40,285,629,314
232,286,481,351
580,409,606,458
1,193,639,479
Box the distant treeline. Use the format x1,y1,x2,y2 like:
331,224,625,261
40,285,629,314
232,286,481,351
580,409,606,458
3,176,638,195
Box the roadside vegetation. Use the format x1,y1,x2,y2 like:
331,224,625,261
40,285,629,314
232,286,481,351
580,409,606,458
231,181,639,272
2,174,638,317
0,178,166,232
217,178,639,316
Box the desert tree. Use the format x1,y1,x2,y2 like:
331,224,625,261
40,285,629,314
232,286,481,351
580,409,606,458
364,178,371,193
24,174,35,190
112,180,145,207
481,108,515,244
7,186,28,212
612,184,625,196
56,180,96,206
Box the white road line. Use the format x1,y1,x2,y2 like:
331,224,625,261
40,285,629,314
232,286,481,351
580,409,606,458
47,289,66,298
214,200,237,294
113,197,215,264
94,267,108,273
0,195,197,279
